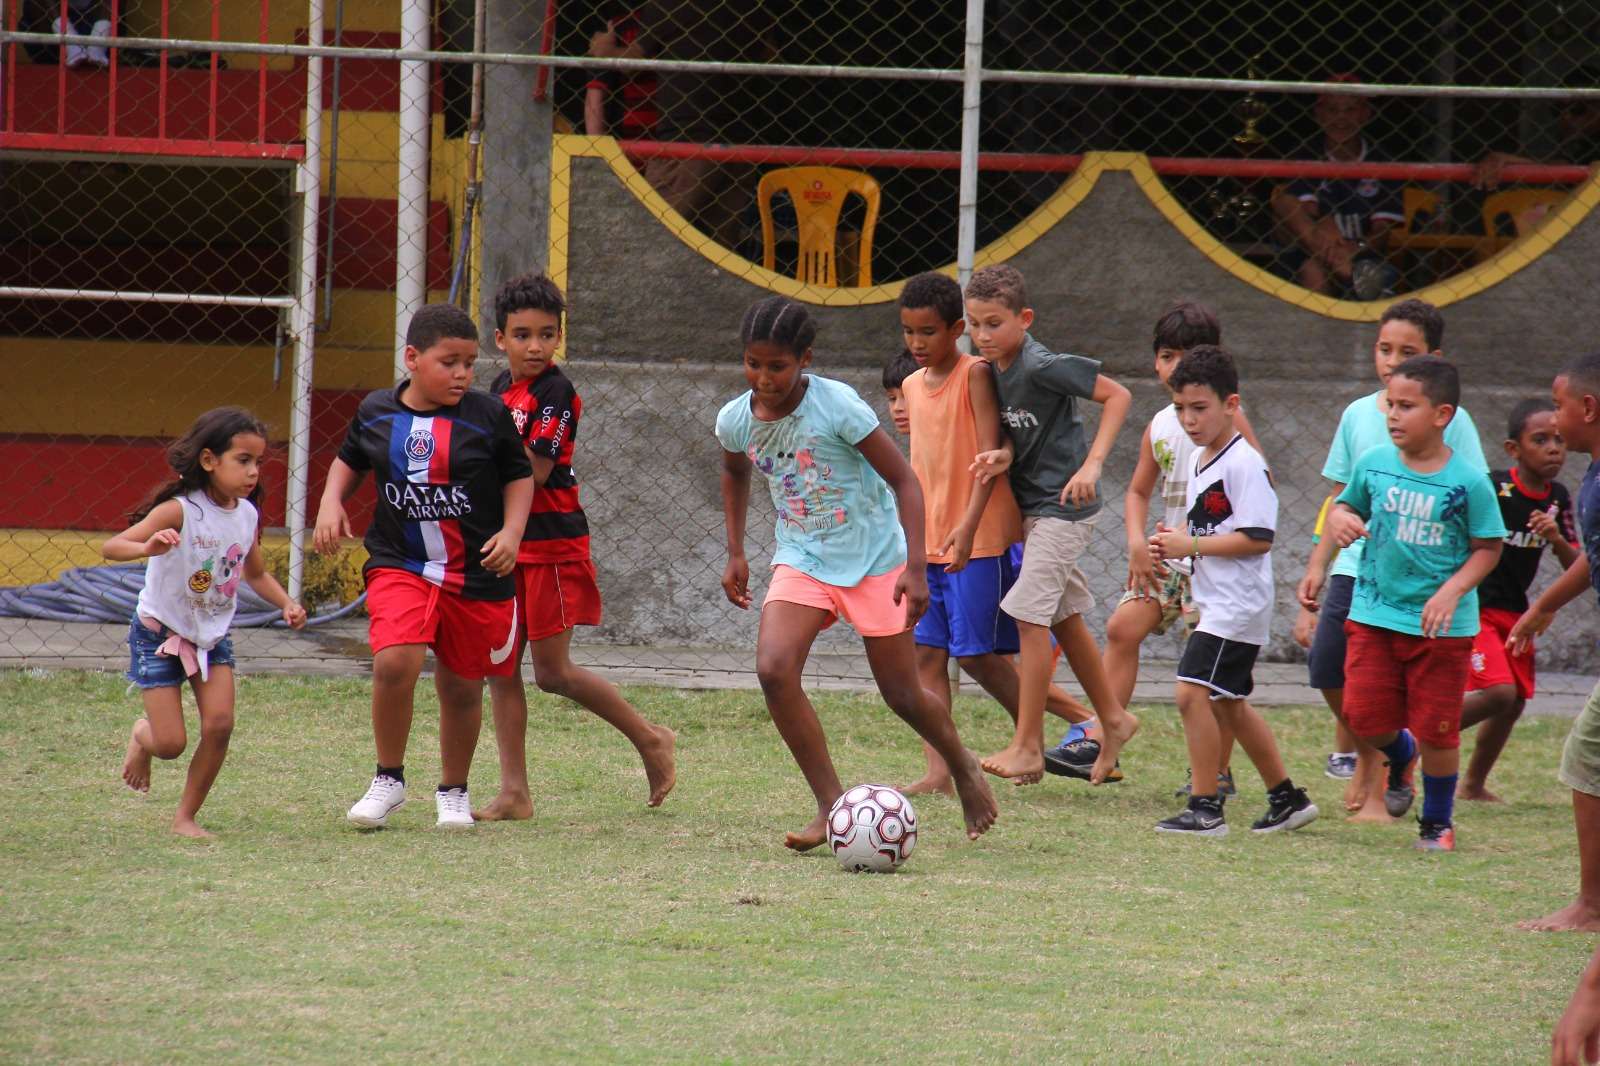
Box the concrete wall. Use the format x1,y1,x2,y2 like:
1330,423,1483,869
518,155,1600,670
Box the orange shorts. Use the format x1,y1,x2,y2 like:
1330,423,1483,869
764,564,909,637
514,559,603,642
366,568,519,680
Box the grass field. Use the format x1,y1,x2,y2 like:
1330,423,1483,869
0,667,1592,1063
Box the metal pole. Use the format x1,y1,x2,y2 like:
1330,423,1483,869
448,0,486,309
394,0,430,380
956,0,984,288
287,0,324,602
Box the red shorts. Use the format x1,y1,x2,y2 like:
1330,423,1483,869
1342,620,1472,749
366,568,519,680
514,559,602,642
1467,606,1535,700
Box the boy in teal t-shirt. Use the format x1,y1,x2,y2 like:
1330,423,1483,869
1327,357,1506,852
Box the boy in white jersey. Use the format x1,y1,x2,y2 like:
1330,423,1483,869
1149,346,1317,837
1087,303,1268,799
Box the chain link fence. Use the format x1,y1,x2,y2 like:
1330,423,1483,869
2,0,1597,682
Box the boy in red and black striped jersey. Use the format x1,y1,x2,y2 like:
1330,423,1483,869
473,273,676,821
1458,398,1580,801
315,304,534,830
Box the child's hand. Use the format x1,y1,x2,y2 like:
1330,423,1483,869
142,528,181,558
1529,505,1562,542
313,502,352,555
1326,508,1369,548
1148,523,1189,563
970,449,1012,485
1296,569,1325,612
722,555,751,610
1420,586,1462,638
894,566,930,626
283,601,308,629
480,529,519,576
1506,606,1553,656
1059,458,1101,508
1126,541,1164,598
940,523,976,573
1292,606,1316,649
1551,952,1600,1066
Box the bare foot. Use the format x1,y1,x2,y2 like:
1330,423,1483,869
1518,901,1600,932
1456,782,1503,803
171,817,213,839
901,773,955,797
1346,802,1397,825
1090,710,1140,785
981,744,1044,785
472,791,535,821
950,752,999,840
121,733,151,793
784,812,829,852
1342,776,1367,812
640,726,677,807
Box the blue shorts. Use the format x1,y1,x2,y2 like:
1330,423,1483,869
1306,574,1355,691
913,555,1020,657
125,618,235,690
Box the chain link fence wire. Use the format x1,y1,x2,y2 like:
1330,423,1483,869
2,0,1597,681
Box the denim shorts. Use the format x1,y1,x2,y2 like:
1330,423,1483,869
125,618,235,689
1306,574,1356,691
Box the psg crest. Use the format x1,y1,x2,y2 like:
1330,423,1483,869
405,428,436,463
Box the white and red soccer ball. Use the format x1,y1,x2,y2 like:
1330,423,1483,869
828,784,917,873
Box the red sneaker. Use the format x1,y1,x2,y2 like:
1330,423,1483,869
1416,821,1455,852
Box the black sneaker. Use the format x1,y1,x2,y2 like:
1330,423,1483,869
1155,796,1228,837
1251,786,1319,833
1384,746,1418,818
1043,738,1123,783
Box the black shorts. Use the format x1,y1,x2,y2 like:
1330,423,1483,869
1177,630,1260,700
1306,574,1356,691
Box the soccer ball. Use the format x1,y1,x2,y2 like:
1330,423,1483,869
827,784,917,873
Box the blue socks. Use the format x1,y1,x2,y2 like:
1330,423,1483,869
1421,773,1457,827
1378,731,1416,789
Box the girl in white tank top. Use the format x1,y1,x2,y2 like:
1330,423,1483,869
102,407,305,837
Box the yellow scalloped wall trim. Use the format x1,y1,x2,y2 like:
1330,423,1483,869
549,135,1600,320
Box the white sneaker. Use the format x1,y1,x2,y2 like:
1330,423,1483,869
347,775,406,827
435,788,474,829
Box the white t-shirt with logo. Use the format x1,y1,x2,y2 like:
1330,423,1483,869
135,489,259,649
1184,435,1277,646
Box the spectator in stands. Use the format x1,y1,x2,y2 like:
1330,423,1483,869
1474,94,1600,190
1270,74,1404,298
584,10,660,141
628,2,776,251
23,0,111,68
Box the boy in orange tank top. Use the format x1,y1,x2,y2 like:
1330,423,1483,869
893,273,1098,795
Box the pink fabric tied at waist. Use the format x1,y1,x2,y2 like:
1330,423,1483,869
141,616,211,682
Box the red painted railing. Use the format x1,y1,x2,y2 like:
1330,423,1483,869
1,0,304,160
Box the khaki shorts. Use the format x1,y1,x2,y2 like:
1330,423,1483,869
1000,514,1097,627
1560,680,1600,798
1115,565,1199,637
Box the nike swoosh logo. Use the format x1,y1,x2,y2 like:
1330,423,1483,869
489,597,519,664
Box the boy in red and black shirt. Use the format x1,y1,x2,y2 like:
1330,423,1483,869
315,303,534,830
473,273,676,821
1460,397,1579,801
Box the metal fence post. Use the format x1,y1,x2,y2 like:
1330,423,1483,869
287,0,324,602
956,0,985,289
394,0,430,380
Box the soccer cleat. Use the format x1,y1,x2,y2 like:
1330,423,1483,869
1251,786,1320,833
1043,738,1122,783
1416,821,1456,852
1155,796,1228,837
1174,768,1236,800
1325,752,1357,780
1384,748,1419,818
347,775,406,828
435,787,475,829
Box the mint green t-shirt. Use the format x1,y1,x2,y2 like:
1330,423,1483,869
715,375,906,587
1335,444,1507,638
1322,390,1487,579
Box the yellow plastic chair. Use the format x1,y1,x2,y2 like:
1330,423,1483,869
1483,187,1568,237
758,167,880,287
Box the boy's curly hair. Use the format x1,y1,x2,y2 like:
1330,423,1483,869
964,264,1028,313
494,272,566,333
